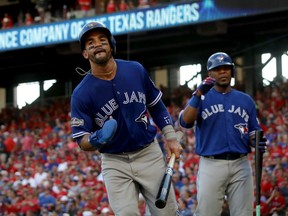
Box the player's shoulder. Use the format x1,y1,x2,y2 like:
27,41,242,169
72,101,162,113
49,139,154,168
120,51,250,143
115,59,144,69
231,88,251,96
72,73,94,96
231,89,255,101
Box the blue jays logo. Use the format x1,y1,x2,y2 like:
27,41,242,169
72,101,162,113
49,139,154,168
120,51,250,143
135,110,149,129
88,22,106,28
88,23,95,28
217,55,224,62
234,123,248,138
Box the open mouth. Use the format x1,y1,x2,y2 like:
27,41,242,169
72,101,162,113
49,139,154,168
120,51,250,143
94,48,106,55
219,76,228,81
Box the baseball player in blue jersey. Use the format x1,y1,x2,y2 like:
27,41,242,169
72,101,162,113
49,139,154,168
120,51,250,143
178,52,267,216
70,22,183,216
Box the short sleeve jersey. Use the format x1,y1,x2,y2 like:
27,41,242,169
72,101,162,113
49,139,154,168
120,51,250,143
194,88,261,156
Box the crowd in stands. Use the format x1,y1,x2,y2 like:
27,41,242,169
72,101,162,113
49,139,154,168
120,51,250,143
0,79,287,216
1,1,287,215
0,0,160,30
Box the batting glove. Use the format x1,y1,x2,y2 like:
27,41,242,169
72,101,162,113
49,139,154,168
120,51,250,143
193,77,216,96
88,119,117,149
251,135,267,154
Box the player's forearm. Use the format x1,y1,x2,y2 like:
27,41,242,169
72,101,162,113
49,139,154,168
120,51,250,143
148,99,174,130
162,125,177,140
182,106,198,123
79,134,98,151
178,105,198,128
182,95,201,123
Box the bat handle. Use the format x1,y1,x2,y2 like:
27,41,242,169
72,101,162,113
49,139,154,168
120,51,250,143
167,130,182,167
168,153,175,168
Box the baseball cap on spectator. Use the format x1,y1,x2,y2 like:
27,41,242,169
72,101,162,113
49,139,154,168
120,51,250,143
73,176,79,181
83,211,93,216
61,195,68,202
58,162,68,172
1,170,8,176
102,207,110,213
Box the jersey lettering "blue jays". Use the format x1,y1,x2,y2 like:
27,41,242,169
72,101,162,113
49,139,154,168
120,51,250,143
201,104,249,122
70,59,163,153
194,88,261,156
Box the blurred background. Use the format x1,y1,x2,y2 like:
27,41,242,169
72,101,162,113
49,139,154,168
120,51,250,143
0,0,287,215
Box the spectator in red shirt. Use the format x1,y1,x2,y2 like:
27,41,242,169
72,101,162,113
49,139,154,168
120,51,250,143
78,0,92,17
3,188,21,214
20,191,40,215
3,132,16,162
1,13,13,29
21,129,34,153
270,141,284,159
261,169,274,200
266,187,286,216
83,171,98,190
24,12,34,26
67,136,78,149
119,0,129,11
106,0,118,13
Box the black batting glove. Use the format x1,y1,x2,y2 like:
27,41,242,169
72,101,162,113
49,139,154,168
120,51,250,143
193,77,216,96
250,131,267,154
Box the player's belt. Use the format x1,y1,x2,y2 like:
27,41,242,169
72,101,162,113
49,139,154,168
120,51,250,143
120,143,151,154
204,153,247,160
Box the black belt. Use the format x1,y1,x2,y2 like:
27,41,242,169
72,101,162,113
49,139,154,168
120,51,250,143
204,153,247,160
120,144,151,154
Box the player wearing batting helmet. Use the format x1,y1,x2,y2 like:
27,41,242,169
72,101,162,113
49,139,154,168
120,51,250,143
178,52,267,216
70,21,183,215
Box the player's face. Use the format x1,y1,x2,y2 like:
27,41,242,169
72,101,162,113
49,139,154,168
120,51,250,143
82,31,113,65
209,65,232,88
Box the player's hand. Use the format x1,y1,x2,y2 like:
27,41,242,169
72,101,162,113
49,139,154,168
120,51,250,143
251,135,267,153
193,77,216,96
88,118,117,149
165,138,183,160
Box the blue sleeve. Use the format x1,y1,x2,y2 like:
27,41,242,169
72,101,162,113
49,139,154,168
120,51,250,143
148,100,173,130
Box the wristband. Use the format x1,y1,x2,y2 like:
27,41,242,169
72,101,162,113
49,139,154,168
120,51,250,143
162,125,177,140
188,96,201,108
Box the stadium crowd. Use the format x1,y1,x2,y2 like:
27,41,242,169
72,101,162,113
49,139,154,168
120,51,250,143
1,0,160,29
1,0,287,215
0,79,287,216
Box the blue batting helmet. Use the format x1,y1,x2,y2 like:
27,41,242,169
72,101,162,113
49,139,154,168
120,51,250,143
79,22,116,53
207,52,235,76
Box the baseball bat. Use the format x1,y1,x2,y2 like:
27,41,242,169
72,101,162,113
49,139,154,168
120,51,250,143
155,131,183,209
255,130,264,216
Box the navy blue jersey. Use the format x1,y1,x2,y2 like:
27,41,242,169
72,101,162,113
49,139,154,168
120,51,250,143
71,59,163,153
194,88,261,156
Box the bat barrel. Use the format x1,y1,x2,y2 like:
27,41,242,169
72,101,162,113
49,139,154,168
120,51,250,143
155,131,183,209
155,166,173,208
255,130,263,206
155,199,167,209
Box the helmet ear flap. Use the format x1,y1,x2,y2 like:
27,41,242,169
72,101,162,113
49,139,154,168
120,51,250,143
231,63,235,77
